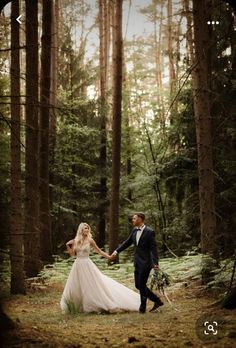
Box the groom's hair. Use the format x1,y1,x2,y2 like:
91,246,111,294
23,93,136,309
134,212,145,221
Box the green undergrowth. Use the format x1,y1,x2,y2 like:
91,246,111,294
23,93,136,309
37,252,234,294
1,250,234,296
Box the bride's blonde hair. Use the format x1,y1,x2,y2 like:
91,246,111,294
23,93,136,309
74,222,92,249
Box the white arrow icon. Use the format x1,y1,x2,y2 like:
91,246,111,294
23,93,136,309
16,15,22,24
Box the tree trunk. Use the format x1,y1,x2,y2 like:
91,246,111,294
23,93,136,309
144,123,167,253
222,260,236,309
153,2,160,107
122,39,132,203
183,0,194,67
98,0,108,247
49,0,59,253
49,0,58,210
192,0,218,281
222,286,236,309
175,18,181,91
24,0,40,276
109,0,123,254
167,0,176,104
39,0,53,263
153,0,164,125
10,0,25,294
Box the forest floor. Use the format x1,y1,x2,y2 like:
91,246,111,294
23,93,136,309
1,255,236,348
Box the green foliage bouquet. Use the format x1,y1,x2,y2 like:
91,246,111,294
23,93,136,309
150,268,171,292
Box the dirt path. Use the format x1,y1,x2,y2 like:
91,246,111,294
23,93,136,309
1,281,235,348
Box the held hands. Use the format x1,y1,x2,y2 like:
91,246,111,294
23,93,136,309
105,251,117,261
106,254,115,261
109,251,118,261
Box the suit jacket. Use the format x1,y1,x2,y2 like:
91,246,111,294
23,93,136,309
116,226,159,271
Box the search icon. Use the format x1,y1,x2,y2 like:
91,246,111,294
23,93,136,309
207,324,214,332
196,315,223,341
204,321,218,335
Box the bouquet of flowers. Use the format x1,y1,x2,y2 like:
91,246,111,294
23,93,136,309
150,268,170,292
150,269,179,310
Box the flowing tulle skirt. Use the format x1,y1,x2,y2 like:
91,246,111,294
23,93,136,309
60,256,140,313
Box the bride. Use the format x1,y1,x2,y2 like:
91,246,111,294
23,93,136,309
60,222,140,313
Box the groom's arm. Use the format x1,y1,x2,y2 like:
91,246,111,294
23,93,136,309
149,229,159,266
112,231,134,257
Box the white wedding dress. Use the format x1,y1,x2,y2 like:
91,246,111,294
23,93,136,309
60,243,140,313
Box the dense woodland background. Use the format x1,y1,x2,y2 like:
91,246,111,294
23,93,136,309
0,0,235,301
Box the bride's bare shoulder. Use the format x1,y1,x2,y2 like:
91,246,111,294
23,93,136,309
88,237,95,245
66,239,75,246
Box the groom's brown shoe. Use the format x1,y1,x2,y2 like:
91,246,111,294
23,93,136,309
149,300,163,312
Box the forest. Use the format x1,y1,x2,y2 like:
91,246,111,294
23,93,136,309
0,0,235,347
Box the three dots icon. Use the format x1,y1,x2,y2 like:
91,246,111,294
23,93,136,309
207,21,220,25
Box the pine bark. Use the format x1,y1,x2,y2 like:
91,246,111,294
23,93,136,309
192,0,218,268
183,0,194,67
175,18,181,88
167,0,176,102
98,0,108,247
153,0,164,123
39,0,53,262
122,41,132,202
24,0,40,276
109,0,123,254
49,0,59,225
10,0,25,294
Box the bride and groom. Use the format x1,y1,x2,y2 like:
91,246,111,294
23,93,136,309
60,212,164,314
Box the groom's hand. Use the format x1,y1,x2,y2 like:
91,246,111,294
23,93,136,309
153,264,159,270
110,251,118,260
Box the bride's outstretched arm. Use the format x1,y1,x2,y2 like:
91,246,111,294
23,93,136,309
90,239,111,260
66,239,76,256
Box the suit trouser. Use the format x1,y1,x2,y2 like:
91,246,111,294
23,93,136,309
134,267,160,306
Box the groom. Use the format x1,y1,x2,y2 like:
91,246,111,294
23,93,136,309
111,213,163,313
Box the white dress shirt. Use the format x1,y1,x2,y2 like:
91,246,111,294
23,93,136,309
136,224,145,245
113,224,146,256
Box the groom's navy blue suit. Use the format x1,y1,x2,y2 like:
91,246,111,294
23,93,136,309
116,225,162,312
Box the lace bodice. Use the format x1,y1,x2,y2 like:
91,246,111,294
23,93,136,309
76,242,90,258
